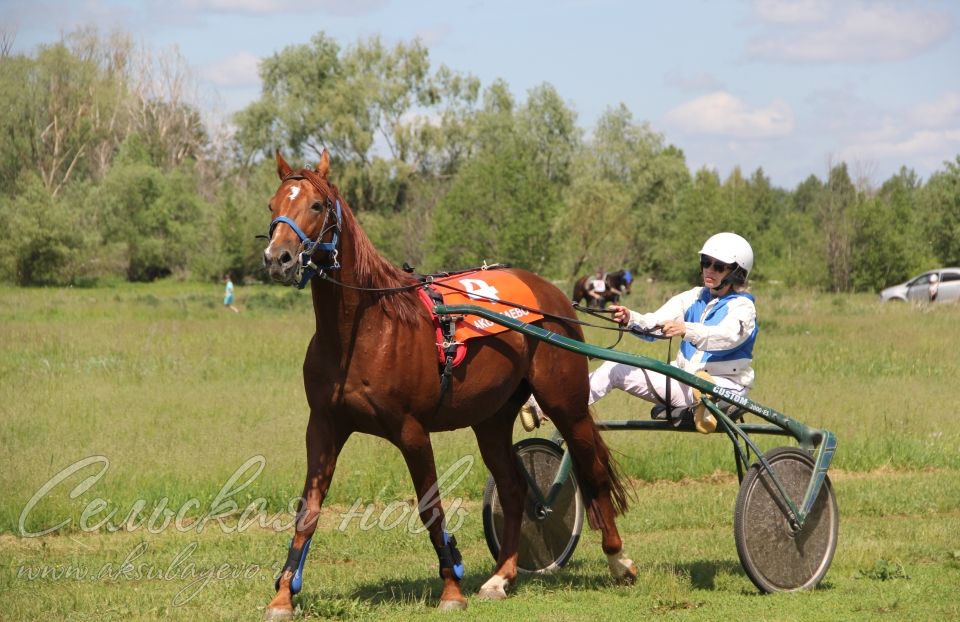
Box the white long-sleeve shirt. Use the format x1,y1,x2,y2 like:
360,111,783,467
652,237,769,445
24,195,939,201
627,286,757,388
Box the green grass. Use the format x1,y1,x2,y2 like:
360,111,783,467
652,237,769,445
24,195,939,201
2,281,959,620
3,473,959,620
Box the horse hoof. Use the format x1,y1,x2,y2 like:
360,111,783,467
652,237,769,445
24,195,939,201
607,550,637,585
264,606,294,621
613,563,638,586
477,586,508,601
437,599,468,611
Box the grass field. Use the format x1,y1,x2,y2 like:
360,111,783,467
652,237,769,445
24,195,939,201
2,280,959,620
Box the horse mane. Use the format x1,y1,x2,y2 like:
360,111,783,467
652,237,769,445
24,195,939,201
296,169,425,325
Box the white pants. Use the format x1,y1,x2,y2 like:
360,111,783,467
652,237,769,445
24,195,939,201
588,361,746,408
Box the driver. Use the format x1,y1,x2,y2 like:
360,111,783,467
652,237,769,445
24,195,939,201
520,232,757,430
592,232,757,411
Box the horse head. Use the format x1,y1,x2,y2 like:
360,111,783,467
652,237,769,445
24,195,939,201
611,269,633,295
263,149,343,288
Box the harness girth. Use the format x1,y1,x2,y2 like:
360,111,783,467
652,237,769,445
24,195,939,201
423,284,461,397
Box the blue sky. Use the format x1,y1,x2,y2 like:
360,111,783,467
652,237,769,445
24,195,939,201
4,0,959,188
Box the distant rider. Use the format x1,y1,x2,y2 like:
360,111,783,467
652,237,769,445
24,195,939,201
587,270,607,307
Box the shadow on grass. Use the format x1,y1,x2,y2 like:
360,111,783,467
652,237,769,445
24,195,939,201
675,559,745,590
292,555,835,616
293,559,617,613
652,558,837,593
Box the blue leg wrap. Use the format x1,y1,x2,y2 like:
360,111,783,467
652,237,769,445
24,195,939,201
275,537,312,594
436,531,465,581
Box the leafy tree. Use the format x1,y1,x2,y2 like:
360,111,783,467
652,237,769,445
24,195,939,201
793,174,823,215
427,138,559,272
0,30,134,197
555,153,632,277
919,156,960,267
0,173,103,285
409,66,481,176
360,175,450,269
719,167,798,284
516,83,581,185
849,196,911,291
0,53,35,194
125,45,210,172
92,141,209,281
214,159,286,281
816,163,857,291
661,167,726,283
564,104,690,280
871,167,929,278
234,33,476,213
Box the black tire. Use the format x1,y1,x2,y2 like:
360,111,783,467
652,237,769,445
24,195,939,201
482,438,584,573
734,446,839,592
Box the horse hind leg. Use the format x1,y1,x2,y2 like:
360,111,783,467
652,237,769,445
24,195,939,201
531,389,638,584
394,418,468,610
265,414,349,621
471,390,530,600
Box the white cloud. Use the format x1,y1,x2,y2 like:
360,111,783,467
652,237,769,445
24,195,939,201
748,3,953,62
805,86,886,136
821,90,960,177
415,23,454,48
176,0,386,16
664,91,794,139
753,0,830,25
838,129,960,162
179,0,293,11
2,0,137,34
907,91,960,130
200,51,260,88
663,70,725,93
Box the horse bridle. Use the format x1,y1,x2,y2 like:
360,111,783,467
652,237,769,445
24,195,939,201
267,173,343,289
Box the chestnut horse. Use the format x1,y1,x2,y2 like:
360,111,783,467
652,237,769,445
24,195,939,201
261,150,634,619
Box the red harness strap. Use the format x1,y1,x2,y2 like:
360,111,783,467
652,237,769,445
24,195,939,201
417,287,468,368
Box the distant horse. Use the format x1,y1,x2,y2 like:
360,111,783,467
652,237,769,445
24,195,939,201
572,269,633,308
260,150,634,619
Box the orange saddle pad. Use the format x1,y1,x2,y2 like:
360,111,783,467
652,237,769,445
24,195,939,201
418,269,544,366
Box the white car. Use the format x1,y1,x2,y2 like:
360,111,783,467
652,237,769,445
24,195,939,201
879,268,960,303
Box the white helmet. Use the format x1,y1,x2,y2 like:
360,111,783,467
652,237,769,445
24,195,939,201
699,232,754,285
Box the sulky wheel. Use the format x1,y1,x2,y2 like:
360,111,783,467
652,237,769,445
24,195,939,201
482,438,584,573
734,446,839,592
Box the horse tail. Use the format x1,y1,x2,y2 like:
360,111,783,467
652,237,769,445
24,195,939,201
580,411,631,529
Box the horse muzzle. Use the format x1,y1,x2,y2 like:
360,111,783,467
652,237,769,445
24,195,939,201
263,247,299,284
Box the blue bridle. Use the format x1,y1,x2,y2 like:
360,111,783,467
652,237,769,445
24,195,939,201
268,185,343,289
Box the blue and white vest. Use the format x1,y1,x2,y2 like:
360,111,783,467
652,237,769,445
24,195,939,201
679,288,757,367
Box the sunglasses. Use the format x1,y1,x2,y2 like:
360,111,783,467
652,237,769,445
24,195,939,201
700,256,731,272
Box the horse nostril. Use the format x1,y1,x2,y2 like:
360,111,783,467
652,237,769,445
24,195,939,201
279,250,293,266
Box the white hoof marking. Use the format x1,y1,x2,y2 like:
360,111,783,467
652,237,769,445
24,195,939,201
478,575,510,600
607,550,636,579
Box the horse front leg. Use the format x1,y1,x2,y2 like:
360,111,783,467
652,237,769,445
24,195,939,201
395,419,468,611
265,413,348,621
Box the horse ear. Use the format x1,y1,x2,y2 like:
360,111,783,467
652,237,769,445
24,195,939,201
315,149,330,179
275,149,293,180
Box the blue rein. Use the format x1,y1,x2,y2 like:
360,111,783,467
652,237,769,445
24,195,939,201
268,199,342,289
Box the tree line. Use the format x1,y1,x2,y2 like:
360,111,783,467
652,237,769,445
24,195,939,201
1,29,957,291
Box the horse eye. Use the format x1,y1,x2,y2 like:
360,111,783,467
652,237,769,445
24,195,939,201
310,201,323,211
